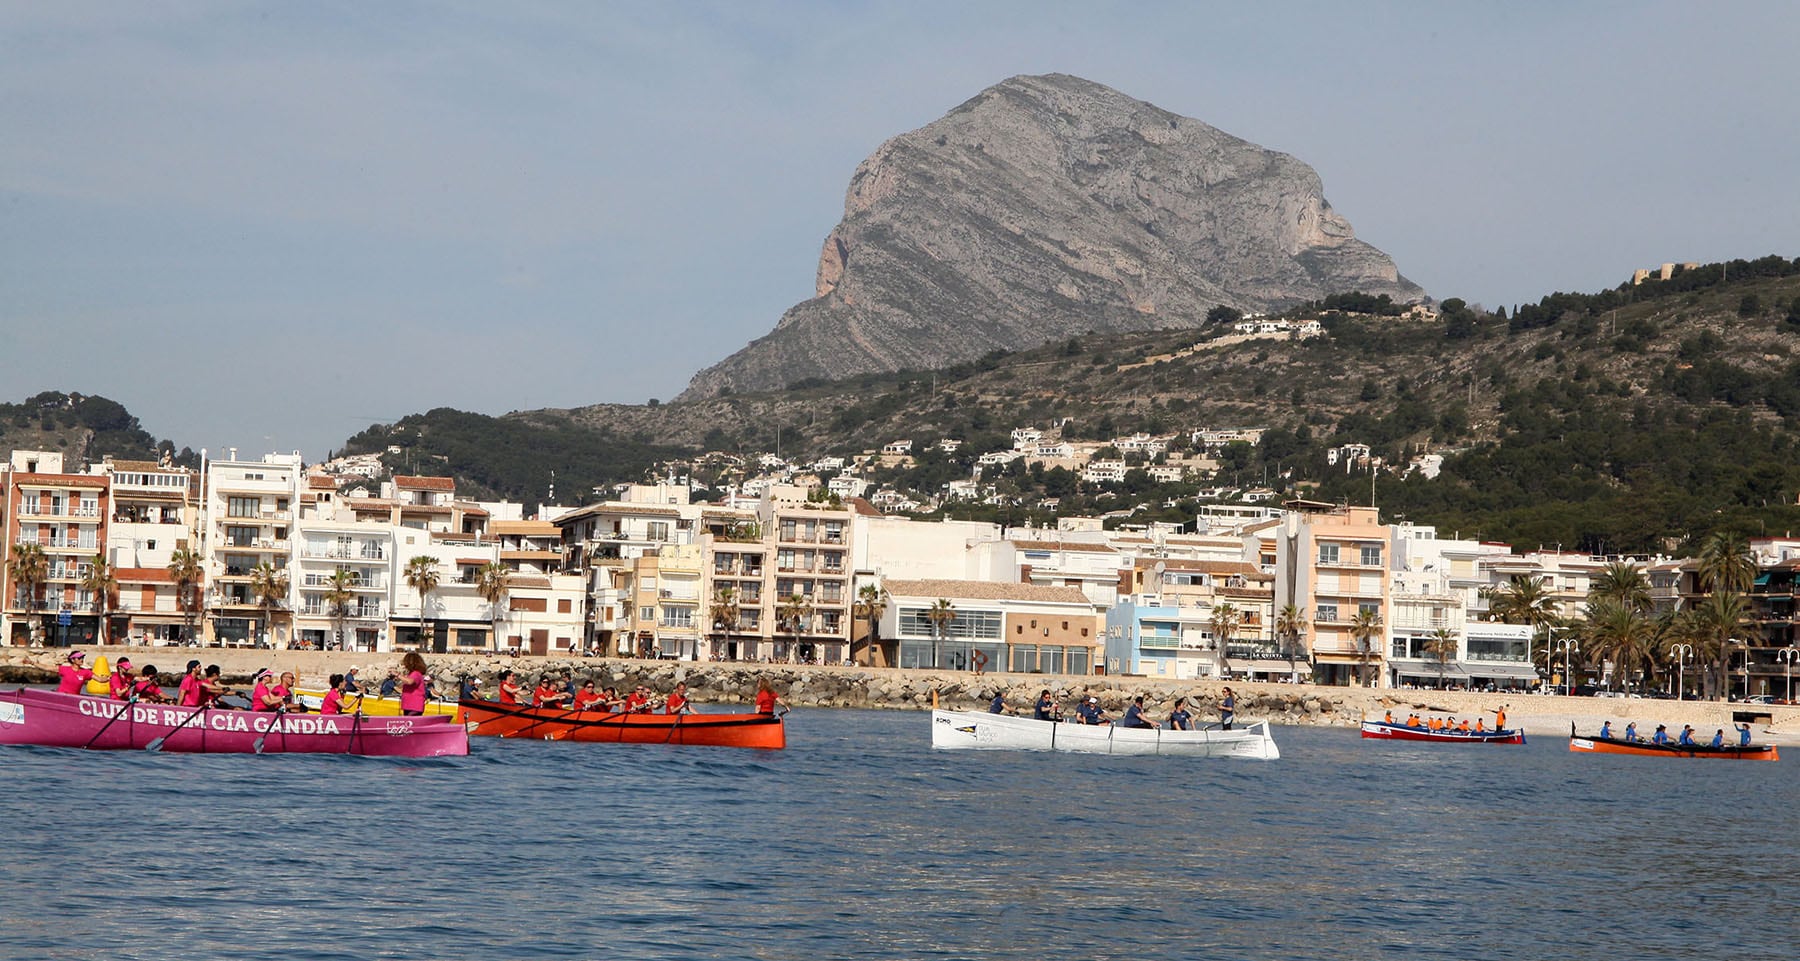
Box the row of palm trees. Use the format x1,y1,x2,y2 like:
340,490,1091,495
703,582,898,665
1483,532,1761,701
6,544,515,651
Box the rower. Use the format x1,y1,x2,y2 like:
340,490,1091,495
1710,729,1725,749
1677,725,1697,746
1120,696,1154,729
987,690,1007,715
1457,719,1471,733
666,682,691,715
1599,720,1613,740
1474,718,1486,733
497,669,523,705
1383,710,1395,725
57,651,93,695
1033,689,1057,721
110,657,136,699
1651,724,1669,745
1623,721,1638,742
320,674,348,715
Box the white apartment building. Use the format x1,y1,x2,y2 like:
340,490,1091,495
200,451,302,646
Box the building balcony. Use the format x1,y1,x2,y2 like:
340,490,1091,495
16,505,102,519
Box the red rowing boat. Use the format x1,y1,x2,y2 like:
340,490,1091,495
457,697,786,750
1360,719,1525,744
0,688,468,757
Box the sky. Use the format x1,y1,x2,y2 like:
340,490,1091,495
3,1,1798,462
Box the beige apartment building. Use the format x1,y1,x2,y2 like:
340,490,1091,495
1274,501,1393,687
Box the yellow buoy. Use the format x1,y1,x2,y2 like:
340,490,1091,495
85,654,113,695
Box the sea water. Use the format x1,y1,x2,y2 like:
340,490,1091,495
1,709,1793,960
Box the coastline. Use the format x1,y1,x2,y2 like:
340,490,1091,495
7,645,1797,744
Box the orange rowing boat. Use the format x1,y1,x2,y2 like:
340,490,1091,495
457,697,786,750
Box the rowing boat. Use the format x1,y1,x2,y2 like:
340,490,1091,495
295,688,458,717
929,710,1280,758
1360,720,1525,744
457,697,786,750
0,688,468,757
1568,729,1779,761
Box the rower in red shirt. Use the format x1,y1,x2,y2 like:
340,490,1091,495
664,681,690,715
533,678,571,708
623,686,650,713
754,677,778,714
497,670,523,706
572,681,604,711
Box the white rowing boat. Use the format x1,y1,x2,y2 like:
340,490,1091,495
930,709,1279,759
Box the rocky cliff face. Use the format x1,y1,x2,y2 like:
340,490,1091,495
680,73,1425,399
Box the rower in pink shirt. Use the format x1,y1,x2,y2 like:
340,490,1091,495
57,651,93,694
176,660,204,707
319,673,347,715
109,657,135,699
250,669,282,711
397,652,429,717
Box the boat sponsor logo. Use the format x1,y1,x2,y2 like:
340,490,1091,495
954,725,977,735
1571,738,1594,749
385,719,414,737
0,702,23,725
74,699,352,735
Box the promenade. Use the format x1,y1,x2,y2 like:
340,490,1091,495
7,645,1798,743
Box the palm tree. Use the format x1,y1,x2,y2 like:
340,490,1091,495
853,583,887,667
1209,602,1243,656
708,584,741,660
1274,604,1307,658
1683,590,1754,701
1694,531,1758,699
1423,627,1458,688
925,597,957,670
1483,574,1559,682
248,561,289,648
166,547,204,645
476,561,510,652
1582,598,1655,693
80,553,118,646
1695,531,1757,596
324,568,356,651
403,555,441,651
777,592,813,664
8,542,49,646
1590,560,1652,613
1349,608,1383,687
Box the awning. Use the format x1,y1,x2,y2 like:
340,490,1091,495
1396,662,1469,679
1230,658,1308,676
1467,661,1539,680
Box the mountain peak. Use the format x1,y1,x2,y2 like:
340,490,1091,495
681,73,1423,400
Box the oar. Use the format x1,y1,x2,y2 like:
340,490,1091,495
504,702,585,739
146,704,209,752
253,708,287,754
82,697,137,750
343,708,364,755
547,706,632,741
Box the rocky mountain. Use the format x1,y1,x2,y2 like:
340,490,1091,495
680,73,1424,400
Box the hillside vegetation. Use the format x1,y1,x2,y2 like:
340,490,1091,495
330,255,1800,554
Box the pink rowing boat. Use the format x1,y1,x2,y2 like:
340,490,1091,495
0,688,468,757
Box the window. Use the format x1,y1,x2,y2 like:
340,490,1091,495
1317,603,1339,623
1360,545,1382,567
639,606,655,622
1317,544,1340,565
1359,603,1380,618
228,496,260,518
646,521,670,542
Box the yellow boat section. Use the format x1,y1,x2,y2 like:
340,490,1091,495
295,688,458,717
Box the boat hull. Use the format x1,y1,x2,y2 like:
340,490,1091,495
0,689,467,757
1360,720,1525,744
930,710,1279,759
457,698,786,750
296,688,458,717
1569,735,1779,761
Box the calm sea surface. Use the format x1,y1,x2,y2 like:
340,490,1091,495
1,708,1794,961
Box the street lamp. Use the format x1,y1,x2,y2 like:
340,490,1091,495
1669,643,1694,701
1555,637,1580,697
1778,646,1799,704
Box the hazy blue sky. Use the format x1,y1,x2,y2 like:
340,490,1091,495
4,2,1797,461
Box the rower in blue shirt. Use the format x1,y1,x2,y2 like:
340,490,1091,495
1623,721,1638,742
1651,724,1669,745
1677,725,1697,746
1710,729,1725,749
1599,721,1613,740
987,691,1006,714
1033,689,1057,721
1120,696,1154,729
